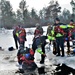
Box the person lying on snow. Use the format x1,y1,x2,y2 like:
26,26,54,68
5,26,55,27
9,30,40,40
17,46,37,73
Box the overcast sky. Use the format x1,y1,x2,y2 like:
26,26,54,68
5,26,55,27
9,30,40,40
7,0,72,13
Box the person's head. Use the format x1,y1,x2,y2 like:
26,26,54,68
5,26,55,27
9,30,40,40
35,23,40,28
15,25,20,30
47,23,50,26
55,18,60,24
70,19,74,25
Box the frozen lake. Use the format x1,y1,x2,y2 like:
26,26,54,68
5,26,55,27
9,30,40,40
0,27,75,75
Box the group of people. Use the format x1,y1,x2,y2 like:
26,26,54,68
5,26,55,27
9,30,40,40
13,18,75,68
47,18,75,57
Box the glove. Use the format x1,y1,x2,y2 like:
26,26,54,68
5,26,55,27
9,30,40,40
42,54,46,57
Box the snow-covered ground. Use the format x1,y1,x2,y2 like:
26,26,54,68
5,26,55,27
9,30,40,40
0,26,75,75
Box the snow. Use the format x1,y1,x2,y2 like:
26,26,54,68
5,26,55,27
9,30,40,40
0,26,75,75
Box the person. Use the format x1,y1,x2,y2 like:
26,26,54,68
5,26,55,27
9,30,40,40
66,20,74,54
54,18,65,57
32,23,47,64
35,23,43,35
13,26,20,49
47,23,57,55
17,47,37,73
16,26,26,49
47,23,52,44
71,22,75,48
71,24,75,40
60,19,74,55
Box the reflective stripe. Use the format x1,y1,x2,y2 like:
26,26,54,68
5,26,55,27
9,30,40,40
16,33,19,37
67,24,74,28
16,30,22,37
48,35,51,40
60,25,67,29
51,37,55,40
36,48,44,54
48,35,55,40
56,33,63,37
51,30,54,35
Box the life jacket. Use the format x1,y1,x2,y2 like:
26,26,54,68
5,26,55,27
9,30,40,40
18,28,26,42
54,25,65,37
17,47,34,63
47,29,55,41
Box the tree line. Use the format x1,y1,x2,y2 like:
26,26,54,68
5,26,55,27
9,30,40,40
0,0,75,29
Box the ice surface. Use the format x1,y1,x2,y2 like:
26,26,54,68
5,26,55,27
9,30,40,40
0,26,75,75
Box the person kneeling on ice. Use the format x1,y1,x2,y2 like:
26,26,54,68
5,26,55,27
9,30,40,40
17,46,37,73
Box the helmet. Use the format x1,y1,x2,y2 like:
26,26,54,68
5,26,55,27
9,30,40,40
35,23,40,27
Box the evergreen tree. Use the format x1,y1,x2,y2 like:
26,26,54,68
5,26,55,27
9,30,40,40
70,0,75,19
45,0,61,23
0,0,15,28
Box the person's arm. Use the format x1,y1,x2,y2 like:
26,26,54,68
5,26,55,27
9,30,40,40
40,27,43,35
36,47,46,56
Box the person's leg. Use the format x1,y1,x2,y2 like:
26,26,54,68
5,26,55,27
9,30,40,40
17,50,22,65
50,40,51,44
60,37,64,56
67,38,70,54
14,36,18,49
40,42,46,64
53,41,57,55
56,38,60,56
22,41,25,48
32,39,37,53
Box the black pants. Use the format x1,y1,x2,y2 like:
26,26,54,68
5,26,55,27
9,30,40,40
53,41,57,55
56,37,64,56
40,42,46,63
66,38,70,53
19,41,25,49
13,35,18,49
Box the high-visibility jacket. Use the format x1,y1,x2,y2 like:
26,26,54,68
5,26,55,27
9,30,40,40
60,24,74,37
54,25,65,37
19,28,26,42
47,30,55,40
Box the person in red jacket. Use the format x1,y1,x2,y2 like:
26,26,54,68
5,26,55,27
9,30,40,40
66,19,74,54
15,25,26,49
54,18,65,57
19,27,26,48
32,23,47,64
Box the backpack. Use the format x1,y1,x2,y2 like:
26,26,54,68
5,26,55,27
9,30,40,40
8,47,15,51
